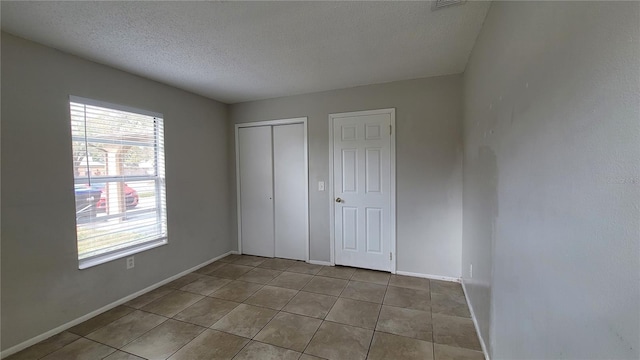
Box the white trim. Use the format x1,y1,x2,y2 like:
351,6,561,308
395,270,461,283
235,125,243,255
389,109,396,274
236,118,308,127
308,260,333,266
235,117,310,262
328,108,396,273
461,279,491,360
302,120,310,262
0,251,237,359
79,238,167,269
70,96,168,268
328,107,336,267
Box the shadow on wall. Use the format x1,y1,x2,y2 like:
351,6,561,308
463,145,498,348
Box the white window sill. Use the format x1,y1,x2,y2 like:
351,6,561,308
78,238,168,269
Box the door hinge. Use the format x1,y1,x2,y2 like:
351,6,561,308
389,125,392,135
390,252,393,261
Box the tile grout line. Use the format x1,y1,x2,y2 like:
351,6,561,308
249,338,308,357
229,264,299,356
14,256,264,360
163,258,299,360
22,256,474,360
285,268,350,357
299,322,323,358
320,319,378,333
364,280,390,359
206,278,266,301
246,267,318,355
121,265,248,358
263,270,314,292
91,311,171,353
31,336,93,360
226,333,252,360
67,305,136,338
112,347,152,359
298,293,327,358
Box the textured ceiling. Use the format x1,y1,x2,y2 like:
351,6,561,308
1,1,490,104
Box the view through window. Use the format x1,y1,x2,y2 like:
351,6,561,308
70,96,167,268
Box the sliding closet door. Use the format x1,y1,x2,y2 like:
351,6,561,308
238,126,274,257
273,123,307,260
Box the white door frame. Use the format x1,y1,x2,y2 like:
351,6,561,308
328,108,396,273
235,117,309,262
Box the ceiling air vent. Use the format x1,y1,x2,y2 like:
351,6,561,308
432,0,466,10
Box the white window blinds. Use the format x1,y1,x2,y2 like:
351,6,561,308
70,96,168,268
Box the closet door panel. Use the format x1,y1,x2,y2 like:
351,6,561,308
273,123,307,260
238,126,274,257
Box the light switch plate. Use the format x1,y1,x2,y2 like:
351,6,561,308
318,181,325,191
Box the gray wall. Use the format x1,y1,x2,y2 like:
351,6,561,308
462,2,640,358
230,75,463,278
1,33,233,350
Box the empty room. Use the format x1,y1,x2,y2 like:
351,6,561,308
1,1,638,359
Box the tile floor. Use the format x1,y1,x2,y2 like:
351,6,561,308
8,254,485,360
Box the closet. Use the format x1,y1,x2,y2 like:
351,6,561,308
236,119,308,261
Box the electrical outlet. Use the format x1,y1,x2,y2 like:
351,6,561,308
469,263,473,278
126,256,135,269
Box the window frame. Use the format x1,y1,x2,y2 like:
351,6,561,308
69,95,168,269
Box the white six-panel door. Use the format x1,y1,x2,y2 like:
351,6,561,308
332,109,394,272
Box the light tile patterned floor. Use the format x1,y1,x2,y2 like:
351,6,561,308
8,254,485,360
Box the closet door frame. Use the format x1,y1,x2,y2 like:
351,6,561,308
235,117,309,262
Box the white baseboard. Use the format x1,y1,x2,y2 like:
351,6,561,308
308,260,332,266
461,279,491,360
395,270,461,283
0,251,236,359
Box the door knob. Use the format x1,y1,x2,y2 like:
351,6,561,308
336,197,343,203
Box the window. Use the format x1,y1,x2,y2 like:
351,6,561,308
70,96,167,269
